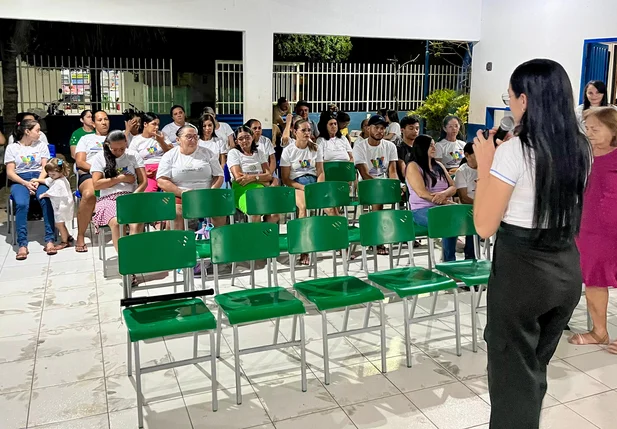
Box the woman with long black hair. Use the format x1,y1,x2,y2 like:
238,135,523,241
473,59,592,429
575,80,612,131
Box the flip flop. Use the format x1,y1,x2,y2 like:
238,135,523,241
15,248,29,261
568,331,609,346
54,241,72,251
75,244,88,253
44,243,58,256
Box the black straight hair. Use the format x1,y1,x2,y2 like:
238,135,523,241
79,109,92,120
294,119,318,151
412,134,447,187
459,142,475,166
317,113,342,139
510,58,592,241
232,125,257,154
582,80,608,110
245,118,261,129
140,112,159,125
386,110,399,123
440,115,463,140
12,119,39,142
169,104,185,116
400,115,420,128
102,130,128,178
295,100,310,113
15,112,39,124
198,114,219,140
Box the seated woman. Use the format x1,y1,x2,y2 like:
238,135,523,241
316,112,354,162
128,112,174,192
5,120,56,260
435,115,466,173
280,119,325,265
405,134,458,262
90,130,147,252
227,126,278,223
245,118,279,186
7,113,50,145
198,113,228,166
157,124,225,229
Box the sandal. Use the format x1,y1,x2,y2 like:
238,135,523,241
131,274,139,287
377,245,389,255
44,243,58,256
54,241,72,251
299,253,310,266
75,243,88,253
608,340,617,354
568,331,609,346
16,247,29,261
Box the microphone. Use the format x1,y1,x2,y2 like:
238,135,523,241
483,116,515,144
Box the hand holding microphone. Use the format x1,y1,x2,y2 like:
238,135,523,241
483,116,515,145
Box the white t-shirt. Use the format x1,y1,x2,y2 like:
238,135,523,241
75,134,106,165
4,141,50,174
352,138,398,178
436,139,466,168
257,136,275,158
454,162,478,199
8,131,49,146
156,146,224,191
226,148,267,181
280,143,324,180
490,137,535,228
161,122,182,143
89,149,145,198
198,137,227,155
317,136,353,162
217,122,234,138
128,134,172,165
386,122,401,138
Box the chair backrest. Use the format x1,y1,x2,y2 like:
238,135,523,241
246,186,296,215
182,188,235,220
210,222,280,264
116,192,176,225
304,181,351,210
324,161,356,182
287,216,349,254
359,210,416,247
118,230,196,275
427,204,476,238
358,178,401,205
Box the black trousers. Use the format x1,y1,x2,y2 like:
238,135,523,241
485,223,581,429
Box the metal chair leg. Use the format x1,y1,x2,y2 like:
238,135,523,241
231,262,237,286
134,342,144,428
342,307,350,331
453,289,462,357
470,287,478,353
209,330,218,411
233,325,242,405
363,303,372,328
321,311,330,385
193,332,199,359
403,298,412,368
273,318,280,345
216,308,223,358
379,300,387,374
127,332,133,376
299,315,307,392
291,315,298,342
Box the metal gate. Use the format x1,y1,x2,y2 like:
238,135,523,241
215,60,470,114
0,55,174,115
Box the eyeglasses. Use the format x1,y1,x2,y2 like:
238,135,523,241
237,136,252,142
182,134,199,141
502,92,510,106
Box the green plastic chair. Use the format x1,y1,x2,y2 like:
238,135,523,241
324,161,356,182
427,204,491,352
119,230,217,428
286,216,387,385
246,186,296,252
211,223,308,405
181,188,236,292
359,210,461,367
357,178,401,206
304,181,351,211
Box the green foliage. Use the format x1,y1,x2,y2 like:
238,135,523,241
274,35,352,62
409,89,470,139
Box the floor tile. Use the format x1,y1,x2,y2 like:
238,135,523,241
343,394,437,429
99,321,127,348
463,376,560,409
0,312,42,338
108,398,192,429
564,350,617,389
106,370,181,412
380,355,457,393
47,260,95,277
547,359,611,402
0,291,45,315
346,325,421,361
174,358,249,397
406,382,491,429
185,390,272,429
0,263,48,282
274,408,357,429
538,404,598,428
252,374,338,422
0,278,46,297
46,273,97,291
28,378,108,427
28,413,109,428
34,349,105,388
37,326,101,358
0,358,34,394
103,342,170,378
98,301,123,325
565,389,617,429
239,348,304,384
0,391,30,429
315,361,399,406
427,343,488,381
0,333,37,363
40,305,99,332
304,337,367,372
553,333,603,360
44,285,98,309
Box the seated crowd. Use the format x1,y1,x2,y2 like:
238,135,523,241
2,101,478,264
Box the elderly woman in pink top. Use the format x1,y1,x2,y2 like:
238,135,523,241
405,134,458,261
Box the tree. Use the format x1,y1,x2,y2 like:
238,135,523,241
409,89,469,139
274,35,352,62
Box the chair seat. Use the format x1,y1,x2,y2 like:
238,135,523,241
435,259,492,286
279,234,288,251
293,275,384,311
196,240,212,258
348,226,360,243
215,287,305,325
368,267,457,297
413,222,428,237
123,298,216,342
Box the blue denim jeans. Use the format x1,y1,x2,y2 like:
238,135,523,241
293,175,317,186
412,207,475,262
11,172,55,247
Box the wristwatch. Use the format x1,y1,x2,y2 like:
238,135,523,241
255,175,260,182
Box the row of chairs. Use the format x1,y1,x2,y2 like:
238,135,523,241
114,190,490,428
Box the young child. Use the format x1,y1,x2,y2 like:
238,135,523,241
40,158,75,249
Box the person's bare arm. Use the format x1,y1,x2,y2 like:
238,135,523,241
356,163,373,180
92,171,132,190
281,114,293,147
0,131,7,147
281,166,304,190
75,152,91,173
316,162,325,183
406,162,434,203
135,168,147,193
157,176,183,197
387,161,398,179
457,188,474,205
155,133,174,153
212,176,224,189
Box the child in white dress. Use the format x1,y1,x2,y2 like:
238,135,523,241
40,158,75,249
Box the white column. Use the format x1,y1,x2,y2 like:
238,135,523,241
243,29,274,134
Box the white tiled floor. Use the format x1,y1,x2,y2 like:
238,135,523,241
1,221,617,429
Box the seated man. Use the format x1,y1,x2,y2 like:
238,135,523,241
454,142,478,260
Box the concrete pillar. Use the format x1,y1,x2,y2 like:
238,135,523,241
243,29,274,137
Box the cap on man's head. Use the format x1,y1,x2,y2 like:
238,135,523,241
368,115,387,126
